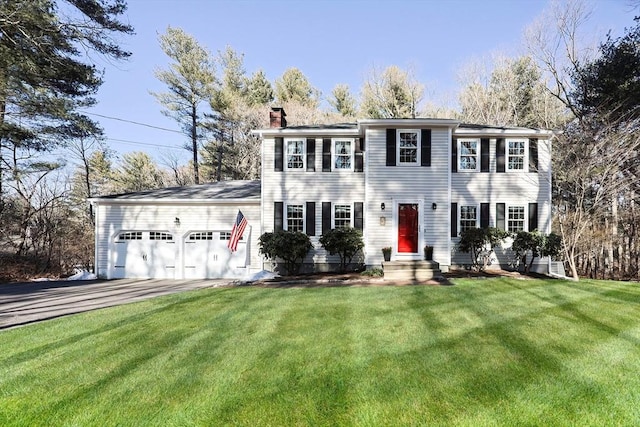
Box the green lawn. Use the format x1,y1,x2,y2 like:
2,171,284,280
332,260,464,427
1,277,639,426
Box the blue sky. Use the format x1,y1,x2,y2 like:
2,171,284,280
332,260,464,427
85,0,635,163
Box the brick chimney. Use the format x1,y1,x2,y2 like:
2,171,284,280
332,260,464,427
269,107,287,128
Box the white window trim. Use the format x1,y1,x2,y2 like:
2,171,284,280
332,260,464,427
332,138,354,171
284,138,305,170
506,204,527,233
459,204,480,233
396,129,421,166
284,203,305,232
332,203,353,229
506,138,528,172
458,138,480,172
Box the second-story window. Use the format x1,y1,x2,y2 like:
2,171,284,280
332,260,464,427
286,139,304,169
507,139,527,171
333,139,353,170
459,139,479,171
398,130,419,165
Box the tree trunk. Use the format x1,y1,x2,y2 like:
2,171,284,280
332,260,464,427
191,104,199,184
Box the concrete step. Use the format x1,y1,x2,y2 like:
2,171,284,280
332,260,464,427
382,260,443,282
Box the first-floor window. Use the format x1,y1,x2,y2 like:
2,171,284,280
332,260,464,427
334,204,351,228
287,204,304,232
508,206,525,232
460,205,477,232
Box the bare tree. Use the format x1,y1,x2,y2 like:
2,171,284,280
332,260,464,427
360,65,424,118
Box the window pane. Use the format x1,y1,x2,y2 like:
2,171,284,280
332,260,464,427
287,205,304,232
150,232,173,240
507,140,525,170
459,140,478,170
508,206,525,232
334,140,352,169
334,204,351,228
399,132,418,164
287,140,304,168
460,206,477,232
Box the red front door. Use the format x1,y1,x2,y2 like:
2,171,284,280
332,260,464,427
398,204,419,253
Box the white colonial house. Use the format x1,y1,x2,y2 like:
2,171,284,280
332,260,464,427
90,108,553,279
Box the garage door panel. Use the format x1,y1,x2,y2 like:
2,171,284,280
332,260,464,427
109,231,176,279
183,231,245,279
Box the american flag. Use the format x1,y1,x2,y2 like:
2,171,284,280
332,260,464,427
228,210,248,252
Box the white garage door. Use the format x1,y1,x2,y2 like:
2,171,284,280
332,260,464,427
110,231,176,279
183,231,247,279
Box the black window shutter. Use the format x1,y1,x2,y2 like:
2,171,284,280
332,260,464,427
481,138,490,172
274,202,283,231
451,138,458,173
421,129,431,167
354,138,363,172
306,202,315,236
529,138,538,172
354,202,364,231
322,202,331,235
386,129,396,166
274,137,283,171
322,138,331,172
480,203,490,228
306,138,315,172
496,138,505,173
528,203,538,231
496,203,505,230
451,202,458,238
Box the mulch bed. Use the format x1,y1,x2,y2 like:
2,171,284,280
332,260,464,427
249,268,540,288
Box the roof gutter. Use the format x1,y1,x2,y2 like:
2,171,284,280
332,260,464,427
88,198,261,205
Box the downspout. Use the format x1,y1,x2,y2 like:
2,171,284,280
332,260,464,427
92,200,99,277
447,126,453,270
258,131,265,271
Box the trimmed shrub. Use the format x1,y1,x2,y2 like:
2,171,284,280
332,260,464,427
458,227,509,270
319,227,364,272
258,230,312,275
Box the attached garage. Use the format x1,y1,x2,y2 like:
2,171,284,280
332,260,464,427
90,180,261,280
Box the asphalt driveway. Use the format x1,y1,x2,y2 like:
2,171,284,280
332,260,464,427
0,278,231,330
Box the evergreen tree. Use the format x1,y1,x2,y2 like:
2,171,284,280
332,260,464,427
0,0,133,257
113,152,165,193
151,26,216,184
246,69,274,106
329,84,357,118
274,67,319,108
210,45,248,112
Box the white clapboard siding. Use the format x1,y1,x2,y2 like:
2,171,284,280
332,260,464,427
450,137,552,268
94,202,261,279
261,134,365,269
364,127,451,266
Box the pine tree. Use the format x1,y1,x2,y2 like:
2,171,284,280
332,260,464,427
151,26,217,184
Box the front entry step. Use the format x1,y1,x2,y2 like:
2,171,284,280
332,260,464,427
382,260,443,282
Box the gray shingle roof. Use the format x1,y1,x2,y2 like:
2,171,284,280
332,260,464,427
93,180,260,201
